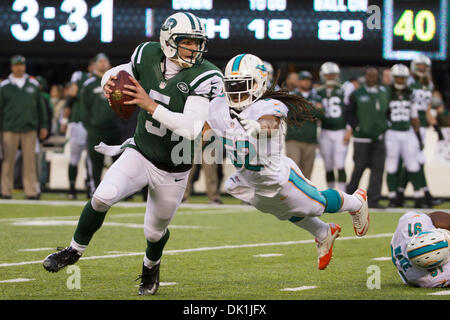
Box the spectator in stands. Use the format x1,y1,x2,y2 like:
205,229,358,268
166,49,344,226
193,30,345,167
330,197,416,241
0,55,48,199
344,67,389,208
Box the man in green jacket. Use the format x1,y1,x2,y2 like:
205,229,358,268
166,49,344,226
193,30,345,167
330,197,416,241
0,55,48,199
344,67,389,208
80,53,122,190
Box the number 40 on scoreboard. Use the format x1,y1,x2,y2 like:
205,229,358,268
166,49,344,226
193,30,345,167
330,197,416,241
383,0,447,60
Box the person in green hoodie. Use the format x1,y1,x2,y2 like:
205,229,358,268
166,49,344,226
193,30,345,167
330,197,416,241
344,67,389,208
80,53,122,190
0,55,48,199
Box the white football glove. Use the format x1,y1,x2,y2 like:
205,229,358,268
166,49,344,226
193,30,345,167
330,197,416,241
436,228,450,243
230,109,261,138
240,119,261,138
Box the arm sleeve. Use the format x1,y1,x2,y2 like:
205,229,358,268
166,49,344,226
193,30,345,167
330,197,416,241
152,95,210,140
190,72,224,101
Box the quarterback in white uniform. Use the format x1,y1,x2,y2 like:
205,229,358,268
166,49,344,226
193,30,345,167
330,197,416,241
205,54,370,270
391,211,450,287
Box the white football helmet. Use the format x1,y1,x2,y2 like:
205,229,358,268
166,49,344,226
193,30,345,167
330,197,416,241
406,229,449,269
262,60,274,83
390,64,409,90
320,62,340,86
160,12,208,68
410,54,431,78
224,54,268,111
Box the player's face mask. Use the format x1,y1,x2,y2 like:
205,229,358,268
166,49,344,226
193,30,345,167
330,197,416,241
171,36,207,68
224,77,255,111
393,76,407,90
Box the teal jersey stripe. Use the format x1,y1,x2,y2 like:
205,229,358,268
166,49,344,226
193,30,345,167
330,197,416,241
231,54,246,73
288,169,326,207
398,270,408,284
407,240,448,259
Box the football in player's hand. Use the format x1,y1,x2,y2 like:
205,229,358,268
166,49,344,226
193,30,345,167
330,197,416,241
109,70,137,120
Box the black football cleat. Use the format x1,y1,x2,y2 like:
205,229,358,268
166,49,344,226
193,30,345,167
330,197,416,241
137,263,160,295
43,246,81,273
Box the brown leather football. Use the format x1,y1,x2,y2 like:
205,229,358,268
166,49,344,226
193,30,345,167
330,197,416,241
109,70,137,120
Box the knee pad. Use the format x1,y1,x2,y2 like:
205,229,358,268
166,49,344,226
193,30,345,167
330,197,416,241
144,225,167,243
320,189,342,213
91,183,119,212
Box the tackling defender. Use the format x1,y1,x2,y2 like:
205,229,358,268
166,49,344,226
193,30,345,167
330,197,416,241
391,210,450,288
205,54,370,270
43,12,223,296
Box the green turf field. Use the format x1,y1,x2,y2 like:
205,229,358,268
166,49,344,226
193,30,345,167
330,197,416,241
0,196,449,300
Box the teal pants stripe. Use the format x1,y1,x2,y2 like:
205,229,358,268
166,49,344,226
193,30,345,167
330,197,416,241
288,169,327,207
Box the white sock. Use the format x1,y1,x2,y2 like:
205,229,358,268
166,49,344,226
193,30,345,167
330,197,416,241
70,238,86,255
292,217,329,242
143,255,160,269
340,192,362,212
336,182,346,192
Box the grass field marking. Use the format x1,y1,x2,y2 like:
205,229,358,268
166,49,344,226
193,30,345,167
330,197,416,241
0,232,394,268
253,253,284,258
0,278,35,283
18,248,54,252
280,286,318,291
134,282,177,288
10,220,209,229
427,290,450,296
371,257,392,261
0,199,256,210
0,208,254,223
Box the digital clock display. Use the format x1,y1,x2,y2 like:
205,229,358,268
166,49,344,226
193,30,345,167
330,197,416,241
3,0,448,62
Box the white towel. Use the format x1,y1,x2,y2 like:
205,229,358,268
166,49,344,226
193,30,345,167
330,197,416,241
94,137,135,157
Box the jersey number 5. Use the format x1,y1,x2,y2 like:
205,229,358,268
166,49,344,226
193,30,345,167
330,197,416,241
145,89,170,137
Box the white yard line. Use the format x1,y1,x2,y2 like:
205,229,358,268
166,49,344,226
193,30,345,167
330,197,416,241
253,253,284,258
371,257,392,261
18,248,53,252
0,278,35,283
281,286,318,291
427,290,450,296
0,208,253,223
0,199,255,210
10,220,208,229
0,233,393,268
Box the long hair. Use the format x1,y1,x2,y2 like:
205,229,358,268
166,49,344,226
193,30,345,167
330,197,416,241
260,70,323,127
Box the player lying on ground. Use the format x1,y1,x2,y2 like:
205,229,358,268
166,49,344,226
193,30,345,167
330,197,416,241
204,53,370,270
43,12,223,296
391,210,450,288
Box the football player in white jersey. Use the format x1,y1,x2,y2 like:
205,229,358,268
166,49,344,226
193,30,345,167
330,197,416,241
317,62,351,191
391,211,450,287
205,54,370,270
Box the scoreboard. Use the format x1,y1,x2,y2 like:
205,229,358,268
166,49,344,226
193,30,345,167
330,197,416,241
2,0,448,62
